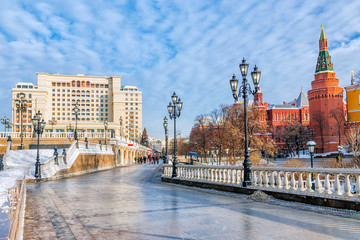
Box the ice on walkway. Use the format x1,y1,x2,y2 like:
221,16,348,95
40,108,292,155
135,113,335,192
0,168,26,211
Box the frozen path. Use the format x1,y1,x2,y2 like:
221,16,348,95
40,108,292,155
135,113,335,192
24,165,360,239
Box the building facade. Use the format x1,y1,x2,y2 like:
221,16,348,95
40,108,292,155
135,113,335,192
12,73,142,141
308,26,344,153
345,71,360,127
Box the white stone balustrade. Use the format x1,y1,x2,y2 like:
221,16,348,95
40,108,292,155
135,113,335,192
162,165,360,201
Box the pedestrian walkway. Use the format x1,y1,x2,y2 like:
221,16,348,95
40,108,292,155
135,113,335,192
24,164,360,239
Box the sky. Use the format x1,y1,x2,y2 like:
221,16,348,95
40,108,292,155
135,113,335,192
0,0,360,139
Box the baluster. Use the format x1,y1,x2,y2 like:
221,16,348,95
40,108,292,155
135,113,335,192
306,173,313,192
236,170,240,185
258,171,263,187
298,173,304,191
253,170,258,186
277,171,282,189
356,174,360,198
217,169,221,182
197,168,200,180
315,173,323,193
264,171,269,188
223,169,226,183
334,174,342,195
227,169,231,183
291,172,296,190
284,172,290,190
270,171,275,188
211,169,214,181
231,169,235,184
344,174,353,197
324,173,332,194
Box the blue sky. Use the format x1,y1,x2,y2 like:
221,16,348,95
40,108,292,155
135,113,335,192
0,0,360,139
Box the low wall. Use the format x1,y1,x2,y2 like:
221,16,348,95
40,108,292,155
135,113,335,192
47,153,116,180
162,176,360,211
8,178,26,240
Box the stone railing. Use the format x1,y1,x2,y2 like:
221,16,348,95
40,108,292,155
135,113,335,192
41,141,113,179
163,165,360,201
8,177,26,240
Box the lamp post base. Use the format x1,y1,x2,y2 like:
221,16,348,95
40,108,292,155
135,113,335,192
35,160,41,179
172,160,177,178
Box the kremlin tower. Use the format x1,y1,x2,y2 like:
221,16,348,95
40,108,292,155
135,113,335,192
308,25,344,153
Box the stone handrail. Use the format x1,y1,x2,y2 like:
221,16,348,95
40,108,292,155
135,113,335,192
40,141,114,179
8,177,26,240
163,165,360,201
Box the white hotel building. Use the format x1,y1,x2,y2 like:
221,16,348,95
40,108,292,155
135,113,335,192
11,73,142,141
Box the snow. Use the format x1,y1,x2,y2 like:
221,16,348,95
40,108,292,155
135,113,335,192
5,148,66,167
0,168,26,212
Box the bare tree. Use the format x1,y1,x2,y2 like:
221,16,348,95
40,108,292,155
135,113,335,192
346,127,360,166
189,114,210,162
330,108,345,145
209,105,229,164
313,111,327,153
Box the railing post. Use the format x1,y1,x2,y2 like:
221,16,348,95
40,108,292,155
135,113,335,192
270,171,276,188
315,173,323,193
334,174,342,195
53,146,58,165
344,174,353,197
62,148,67,164
307,173,313,192
291,172,296,190
277,171,282,189
325,173,332,194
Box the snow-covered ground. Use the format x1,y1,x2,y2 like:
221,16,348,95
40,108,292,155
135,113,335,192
5,148,66,167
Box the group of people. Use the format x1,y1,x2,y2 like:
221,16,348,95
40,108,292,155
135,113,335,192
135,155,160,164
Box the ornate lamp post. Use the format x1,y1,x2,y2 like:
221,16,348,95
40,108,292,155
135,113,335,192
163,116,169,164
1,116,10,132
167,92,183,178
307,140,316,190
48,117,57,133
72,102,80,148
226,149,229,165
104,119,108,145
119,116,123,138
32,111,46,179
337,145,343,164
15,93,28,149
229,58,261,187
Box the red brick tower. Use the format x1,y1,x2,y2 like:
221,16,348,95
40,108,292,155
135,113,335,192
253,86,268,130
308,25,344,153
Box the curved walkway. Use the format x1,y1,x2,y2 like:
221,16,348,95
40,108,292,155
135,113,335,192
24,164,360,239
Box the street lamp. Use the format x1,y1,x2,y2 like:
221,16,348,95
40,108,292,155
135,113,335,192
167,92,183,178
48,117,57,133
104,119,108,145
337,145,343,164
229,58,261,187
72,102,80,148
32,111,46,179
163,116,169,164
307,140,316,190
216,149,219,165
1,116,10,132
15,93,28,149
119,116,123,138
226,149,229,165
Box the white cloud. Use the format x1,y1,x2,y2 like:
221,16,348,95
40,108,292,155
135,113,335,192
0,0,359,139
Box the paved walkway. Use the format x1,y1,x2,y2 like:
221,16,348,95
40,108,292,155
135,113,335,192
24,164,360,239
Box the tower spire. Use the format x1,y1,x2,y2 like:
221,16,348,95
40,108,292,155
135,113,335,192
315,25,333,73
351,70,355,85
320,24,326,40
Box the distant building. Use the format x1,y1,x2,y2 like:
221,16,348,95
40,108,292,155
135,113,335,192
11,73,142,141
345,71,360,127
308,26,345,153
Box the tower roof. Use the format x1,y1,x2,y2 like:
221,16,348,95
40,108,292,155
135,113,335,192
296,89,309,107
315,25,334,73
320,24,326,40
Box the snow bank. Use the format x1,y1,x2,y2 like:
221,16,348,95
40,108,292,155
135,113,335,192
6,149,66,167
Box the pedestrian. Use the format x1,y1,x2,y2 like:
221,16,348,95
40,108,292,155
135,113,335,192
156,156,159,164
